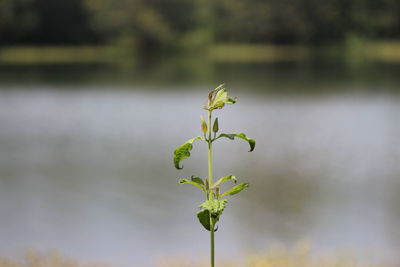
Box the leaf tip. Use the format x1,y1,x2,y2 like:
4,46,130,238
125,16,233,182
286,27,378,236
248,139,256,152
174,159,183,169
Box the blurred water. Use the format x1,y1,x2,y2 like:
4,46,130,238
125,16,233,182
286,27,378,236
0,65,400,265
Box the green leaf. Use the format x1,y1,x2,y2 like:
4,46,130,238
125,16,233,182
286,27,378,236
197,209,211,231
212,89,236,110
173,136,202,169
196,209,220,231
220,183,249,198
191,176,204,185
197,199,227,231
212,175,237,188
199,199,228,217
217,133,256,152
205,84,237,111
178,178,204,191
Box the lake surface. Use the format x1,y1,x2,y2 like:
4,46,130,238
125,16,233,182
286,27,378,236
0,60,399,266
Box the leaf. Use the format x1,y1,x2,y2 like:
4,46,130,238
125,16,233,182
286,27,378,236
178,178,204,191
217,133,255,152
212,89,236,110
212,175,237,189
220,183,249,198
208,84,224,102
191,176,204,185
205,84,237,111
197,209,211,231
199,199,227,217
173,136,202,169
197,199,227,231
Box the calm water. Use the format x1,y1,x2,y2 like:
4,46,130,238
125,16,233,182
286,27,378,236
0,60,400,266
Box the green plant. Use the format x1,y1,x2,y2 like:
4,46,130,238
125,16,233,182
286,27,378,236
173,84,255,267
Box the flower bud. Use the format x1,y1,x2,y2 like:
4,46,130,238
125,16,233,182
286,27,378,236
200,116,208,133
213,118,219,133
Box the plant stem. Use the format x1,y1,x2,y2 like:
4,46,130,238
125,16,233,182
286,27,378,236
207,110,215,267
210,219,214,267
208,110,213,196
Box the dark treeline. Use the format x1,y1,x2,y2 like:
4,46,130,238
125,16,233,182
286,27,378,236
1,0,399,48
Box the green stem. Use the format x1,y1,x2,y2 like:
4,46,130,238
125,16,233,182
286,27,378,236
210,218,215,267
208,110,213,196
207,110,215,267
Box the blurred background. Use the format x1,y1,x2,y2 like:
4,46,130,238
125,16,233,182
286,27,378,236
0,0,400,266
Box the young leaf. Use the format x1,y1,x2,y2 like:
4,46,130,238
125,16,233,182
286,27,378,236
191,176,204,186
199,199,228,217
178,178,205,191
212,175,237,189
173,136,202,169
208,84,224,103
205,85,237,111
212,88,236,110
198,199,227,232
217,133,255,152
220,183,249,198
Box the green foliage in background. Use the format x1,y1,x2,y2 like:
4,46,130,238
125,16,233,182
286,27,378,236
1,0,400,49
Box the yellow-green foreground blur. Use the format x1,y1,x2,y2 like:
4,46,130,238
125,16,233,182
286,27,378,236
0,244,394,267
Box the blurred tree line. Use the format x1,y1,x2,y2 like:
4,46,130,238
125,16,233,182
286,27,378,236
1,0,399,50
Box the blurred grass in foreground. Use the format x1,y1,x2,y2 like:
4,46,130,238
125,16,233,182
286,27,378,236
157,242,394,267
0,244,394,267
1,41,400,64
0,251,109,267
